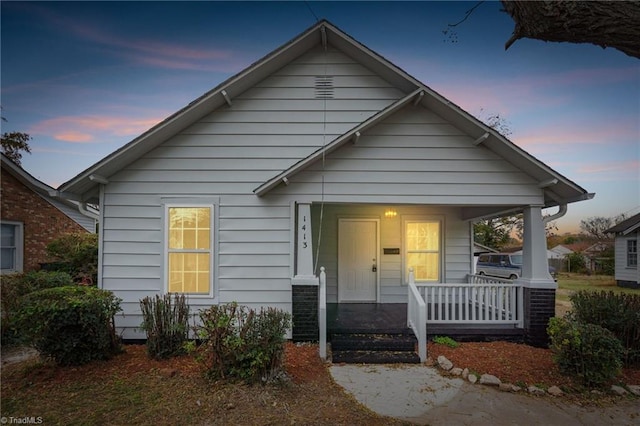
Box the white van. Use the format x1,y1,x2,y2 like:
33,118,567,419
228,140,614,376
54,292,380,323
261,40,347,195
476,253,523,279
476,253,557,280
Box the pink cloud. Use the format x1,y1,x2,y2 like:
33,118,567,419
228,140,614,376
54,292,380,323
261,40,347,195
514,120,638,151
53,131,93,143
29,115,163,143
35,5,237,72
577,160,639,176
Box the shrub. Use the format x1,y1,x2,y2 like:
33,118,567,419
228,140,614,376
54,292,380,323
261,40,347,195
1,271,75,345
548,317,623,387
432,335,459,348
17,286,122,366
195,302,291,383
569,290,640,366
139,293,191,359
566,252,586,273
46,232,98,284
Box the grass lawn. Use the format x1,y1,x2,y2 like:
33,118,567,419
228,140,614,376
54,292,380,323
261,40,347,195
556,273,638,303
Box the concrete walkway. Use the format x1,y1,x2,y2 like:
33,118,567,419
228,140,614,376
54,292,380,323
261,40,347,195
330,364,640,425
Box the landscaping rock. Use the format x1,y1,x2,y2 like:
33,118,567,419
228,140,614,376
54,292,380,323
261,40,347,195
450,367,463,376
479,374,501,386
461,368,469,380
499,383,519,392
528,385,545,395
610,385,628,396
437,355,453,371
547,386,563,396
628,385,640,396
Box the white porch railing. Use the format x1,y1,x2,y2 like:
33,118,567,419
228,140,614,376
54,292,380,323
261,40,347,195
414,274,524,327
318,267,327,360
407,268,427,362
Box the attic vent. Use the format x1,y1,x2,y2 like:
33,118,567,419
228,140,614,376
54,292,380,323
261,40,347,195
315,76,334,99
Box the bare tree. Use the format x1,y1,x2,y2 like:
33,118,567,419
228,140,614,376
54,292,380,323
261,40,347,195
502,1,640,59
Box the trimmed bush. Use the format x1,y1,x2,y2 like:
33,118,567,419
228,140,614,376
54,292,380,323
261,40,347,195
17,286,122,366
569,290,640,366
139,293,191,359
548,317,623,387
1,271,75,345
46,232,98,284
195,302,291,383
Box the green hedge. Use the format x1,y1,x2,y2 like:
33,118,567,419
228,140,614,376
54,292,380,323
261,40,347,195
1,271,75,345
548,317,623,387
17,286,122,366
195,302,291,383
46,232,98,284
569,290,640,366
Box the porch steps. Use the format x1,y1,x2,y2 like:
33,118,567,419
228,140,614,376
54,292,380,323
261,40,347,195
330,332,420,364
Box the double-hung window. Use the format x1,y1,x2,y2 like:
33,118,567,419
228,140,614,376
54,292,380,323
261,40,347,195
628,239,637,268
166,206,213,294
1,222,23,274
404,219,442,282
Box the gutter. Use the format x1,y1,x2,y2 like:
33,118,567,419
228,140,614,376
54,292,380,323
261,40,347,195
543,204,568,225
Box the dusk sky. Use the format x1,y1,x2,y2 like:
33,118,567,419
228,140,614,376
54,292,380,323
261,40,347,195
1,1,638,234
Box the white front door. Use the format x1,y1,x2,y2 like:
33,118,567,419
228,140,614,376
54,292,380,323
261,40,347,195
338,219,378,302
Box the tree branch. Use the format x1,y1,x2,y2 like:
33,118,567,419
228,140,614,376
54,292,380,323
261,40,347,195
501,0,640,59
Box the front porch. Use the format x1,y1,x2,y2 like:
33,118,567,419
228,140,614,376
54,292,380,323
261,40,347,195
327,302,525,341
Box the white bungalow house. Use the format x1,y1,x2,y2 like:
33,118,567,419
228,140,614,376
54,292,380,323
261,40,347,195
57,21,593,361
606,213,640,288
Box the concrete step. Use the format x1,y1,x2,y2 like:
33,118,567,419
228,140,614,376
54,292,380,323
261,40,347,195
332,350,420,364
331,333,417,352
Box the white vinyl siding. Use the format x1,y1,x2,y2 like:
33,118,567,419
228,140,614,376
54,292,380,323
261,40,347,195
99,45,400,337
278,107,542,205
613,233,640,284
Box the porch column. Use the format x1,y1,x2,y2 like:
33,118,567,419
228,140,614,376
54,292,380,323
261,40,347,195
291,203,319,341
519,205,557,347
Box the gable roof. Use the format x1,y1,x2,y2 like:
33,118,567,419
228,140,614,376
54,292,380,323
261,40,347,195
606,212,640,235
1,153,98,231
58,20,592,210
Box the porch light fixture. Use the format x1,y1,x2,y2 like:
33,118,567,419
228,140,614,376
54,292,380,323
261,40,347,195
384,208,397,218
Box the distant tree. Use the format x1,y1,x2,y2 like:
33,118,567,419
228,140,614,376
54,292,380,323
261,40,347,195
477,108,513,138
1,131,32,166
580,215,626,241
566,251,587,273
474,216,520,250
1,112,32,166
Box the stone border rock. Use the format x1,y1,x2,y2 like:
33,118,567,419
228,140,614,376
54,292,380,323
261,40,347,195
435,355,640,398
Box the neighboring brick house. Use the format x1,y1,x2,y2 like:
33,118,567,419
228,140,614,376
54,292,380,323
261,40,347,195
1,153,97,273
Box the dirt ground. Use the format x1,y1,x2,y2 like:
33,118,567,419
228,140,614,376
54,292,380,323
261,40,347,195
2,341,638,425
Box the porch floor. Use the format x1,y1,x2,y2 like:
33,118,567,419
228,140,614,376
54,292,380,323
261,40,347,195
327,303,408,334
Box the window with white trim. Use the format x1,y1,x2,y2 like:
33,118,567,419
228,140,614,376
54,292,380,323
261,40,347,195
166,206,213,294
1,222,23,274
405,219,441,282
628,239,637,268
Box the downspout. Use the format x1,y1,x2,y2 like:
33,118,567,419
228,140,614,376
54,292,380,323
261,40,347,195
543,204,567,225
